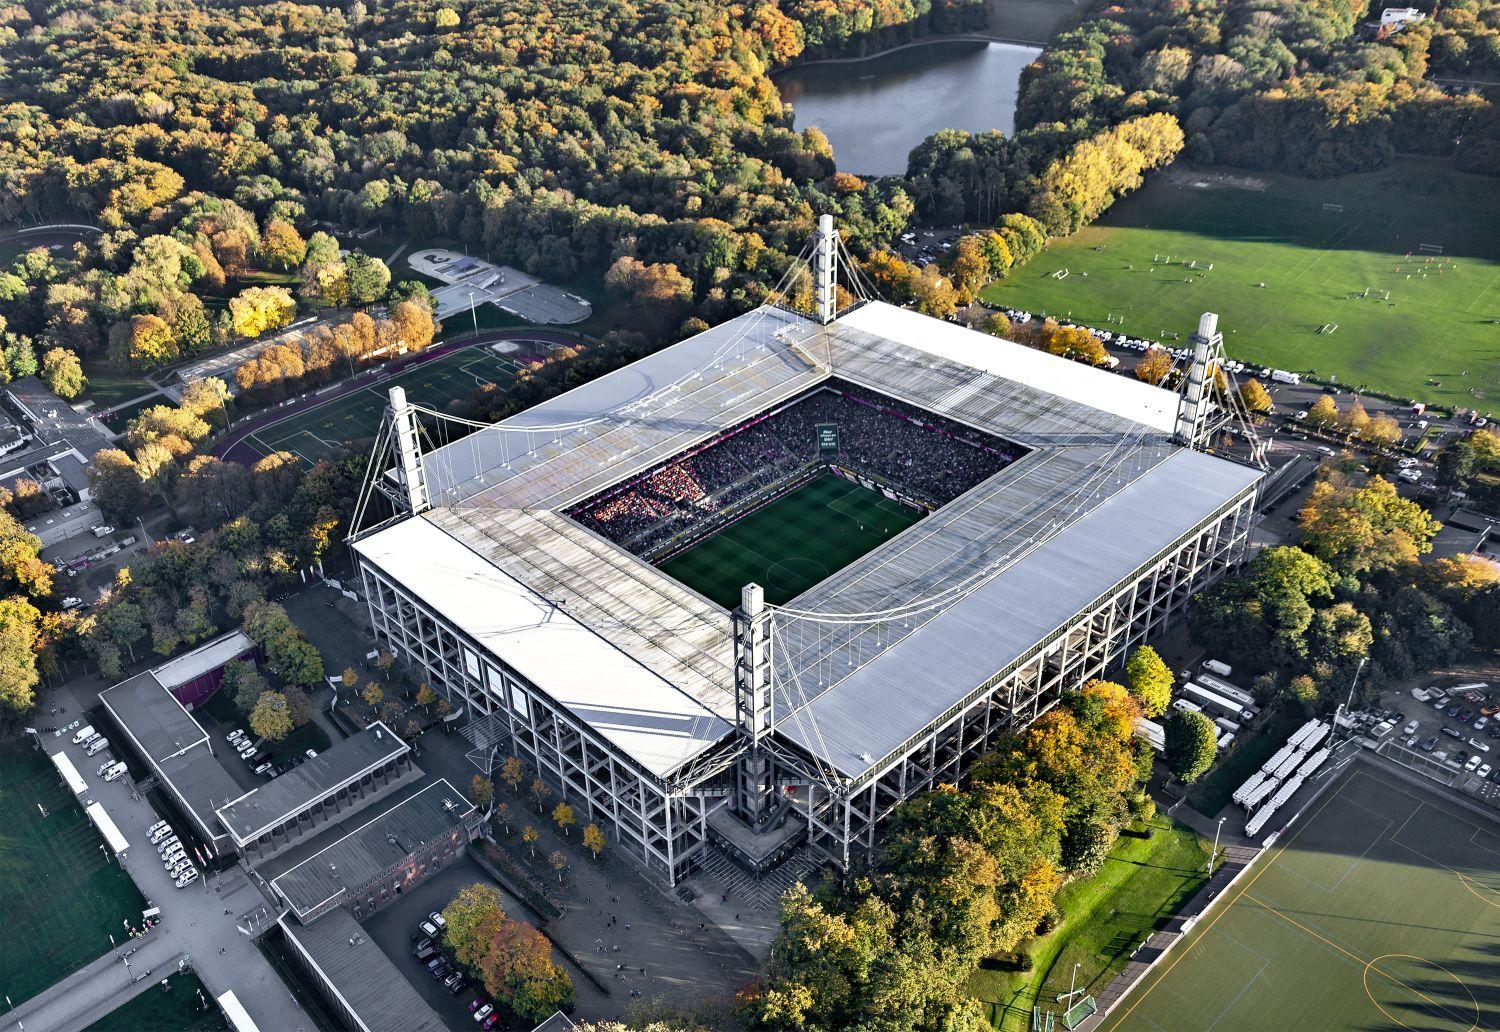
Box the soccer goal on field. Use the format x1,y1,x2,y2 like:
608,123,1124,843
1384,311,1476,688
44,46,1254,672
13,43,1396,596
1322,203,1344,213
1419,242,1444,254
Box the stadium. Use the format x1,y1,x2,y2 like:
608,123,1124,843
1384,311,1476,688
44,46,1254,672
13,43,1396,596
349,220,1264,885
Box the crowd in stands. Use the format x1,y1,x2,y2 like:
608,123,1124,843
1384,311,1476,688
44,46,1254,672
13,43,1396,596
571,382,1020,556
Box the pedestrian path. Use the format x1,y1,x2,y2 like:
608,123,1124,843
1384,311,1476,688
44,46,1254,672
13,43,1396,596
5,933,183,1032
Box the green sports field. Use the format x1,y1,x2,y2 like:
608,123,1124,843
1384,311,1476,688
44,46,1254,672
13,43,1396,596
1104,762,1500,1032
982,158,1500,409
0,743,146,1005
240,343,524,464
658,472,924,607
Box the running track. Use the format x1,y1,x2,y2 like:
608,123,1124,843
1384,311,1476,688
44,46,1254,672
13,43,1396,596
213,329,583,466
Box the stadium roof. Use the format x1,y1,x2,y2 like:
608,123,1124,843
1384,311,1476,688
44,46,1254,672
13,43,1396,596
216,723,408,844
272,778,474,920
279,909,446,1032
356,300,1261,779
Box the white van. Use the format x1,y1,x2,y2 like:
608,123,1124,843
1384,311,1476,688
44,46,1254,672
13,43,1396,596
84,737,110,756
1203,659,1233,678
102,762,128,782
72,725,96,745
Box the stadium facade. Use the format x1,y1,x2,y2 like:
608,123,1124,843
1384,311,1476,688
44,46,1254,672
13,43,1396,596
350,222,1262,885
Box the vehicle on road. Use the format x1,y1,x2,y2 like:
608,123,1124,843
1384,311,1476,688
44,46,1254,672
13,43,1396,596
102,761,128,782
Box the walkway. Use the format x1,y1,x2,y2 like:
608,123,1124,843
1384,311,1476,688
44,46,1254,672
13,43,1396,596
19,728,317,1032
4,932,184,1032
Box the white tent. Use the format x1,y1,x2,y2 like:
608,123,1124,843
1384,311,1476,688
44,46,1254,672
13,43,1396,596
49,750,87,796
84,801,129,856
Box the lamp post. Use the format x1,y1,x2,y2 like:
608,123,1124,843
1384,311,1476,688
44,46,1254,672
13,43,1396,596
1209,815,1226,877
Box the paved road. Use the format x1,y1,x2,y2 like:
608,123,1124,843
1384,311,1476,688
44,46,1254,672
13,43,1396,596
21,727,316,1032
4,930,185,1032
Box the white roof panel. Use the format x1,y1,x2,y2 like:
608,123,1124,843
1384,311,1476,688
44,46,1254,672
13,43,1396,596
838,302,1180,432
49,750,86,795
85,801,129,855
352,516,732,777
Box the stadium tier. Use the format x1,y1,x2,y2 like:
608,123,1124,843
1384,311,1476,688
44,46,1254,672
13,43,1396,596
351,298,1262,883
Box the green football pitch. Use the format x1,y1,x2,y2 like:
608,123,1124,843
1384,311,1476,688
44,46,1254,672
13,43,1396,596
0,743,145,1005
658,472,924,608
239,343,524,464
1103,762,1500,1032
83,970,229,1032
982,158,1500,409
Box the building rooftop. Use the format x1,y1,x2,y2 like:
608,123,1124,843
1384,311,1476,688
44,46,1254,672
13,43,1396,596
279,909,446,1032
216,723,409,844
101,671,209,763
355,300,1261,779
153,630,255,689
271,778,475,920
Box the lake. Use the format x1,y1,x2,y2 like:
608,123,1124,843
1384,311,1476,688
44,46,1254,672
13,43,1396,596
776,40,1042,178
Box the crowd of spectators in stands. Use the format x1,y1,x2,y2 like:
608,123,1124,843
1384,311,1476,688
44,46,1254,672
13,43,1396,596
571,382,1021,556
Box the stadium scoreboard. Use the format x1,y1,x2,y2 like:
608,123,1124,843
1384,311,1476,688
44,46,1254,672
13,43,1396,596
816,423,839,453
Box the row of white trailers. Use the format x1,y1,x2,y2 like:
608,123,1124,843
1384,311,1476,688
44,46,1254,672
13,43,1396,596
1137,670,1262,755
1233,719,1333,836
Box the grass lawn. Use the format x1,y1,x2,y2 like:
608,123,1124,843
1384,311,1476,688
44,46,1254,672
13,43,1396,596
1104,763,1500,1031
970,815,1210,1030
0,742,146,1005
83,970,229,1032
80,361,157,410
1186,711,1302,818
658,472,925,607
981,158,1500,409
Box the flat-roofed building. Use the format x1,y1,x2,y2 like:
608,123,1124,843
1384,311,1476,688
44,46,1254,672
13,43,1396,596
278,909,446,1032
270,778,478,924
215,722,418,862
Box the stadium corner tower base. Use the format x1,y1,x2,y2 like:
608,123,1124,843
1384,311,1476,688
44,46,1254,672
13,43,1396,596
350,221,1262,885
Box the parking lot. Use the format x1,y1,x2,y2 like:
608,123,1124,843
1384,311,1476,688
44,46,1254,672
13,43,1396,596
362,854,609,1027
1369,678,1500,803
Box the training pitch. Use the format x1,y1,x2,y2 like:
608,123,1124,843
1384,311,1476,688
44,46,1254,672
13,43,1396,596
0,744,145,1005
1104,761,1500,1032
238,343,526,465
658,472,924,608
982,158,1500,409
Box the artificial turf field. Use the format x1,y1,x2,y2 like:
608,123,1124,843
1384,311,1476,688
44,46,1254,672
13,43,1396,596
240,343,524,464
981,158,1500,410
1104,762,1500,1032
658,472,924,607
0,743,145,1005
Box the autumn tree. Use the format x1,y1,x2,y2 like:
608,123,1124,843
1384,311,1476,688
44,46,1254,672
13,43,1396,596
228,287,296,338
471,774,494,809
0,596,42,714
250,690,293,741
441,882,507,968
40,348,85,398
0,509,52,598
552,801,575,836
1123,644,1173,717
1135,348,1173,385
549,850,568,883
260,220,307,271
1299,475,1438,574
1239,378,1273,415
500,756,524,793
1164,709,1218,784
1306,395,1340,430
478,914,573,1023
529,778,551,813
415,683,436,707
494,803,513,834
522,825,539,857
362,682,384,707
582,823,605,860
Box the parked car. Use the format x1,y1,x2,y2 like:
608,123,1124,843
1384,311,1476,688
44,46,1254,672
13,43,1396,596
1403,720,1420,736
1470,738,1490,753
1447,704,1462,717
446,974,467,994
482,1015,499,1031
413,937,433,954
1480,764,1492,780
1477,717,1490,731
473,1004,493,1023
1443,727,1462,739
419,919,439,939
468,999,489,1014
1466,754,1483,772
428,912,447,931
175,870,198,888
1421,736,1439,752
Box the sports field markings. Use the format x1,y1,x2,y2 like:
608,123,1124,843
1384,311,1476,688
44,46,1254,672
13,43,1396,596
1246,899,1480,1032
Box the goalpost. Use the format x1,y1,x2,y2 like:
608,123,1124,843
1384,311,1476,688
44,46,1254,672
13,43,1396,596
1419,243,1443,254
1322,202,1344,213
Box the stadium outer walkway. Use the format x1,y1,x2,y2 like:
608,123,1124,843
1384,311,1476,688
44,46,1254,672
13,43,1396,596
212,327,585,466
4,933,186,1032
